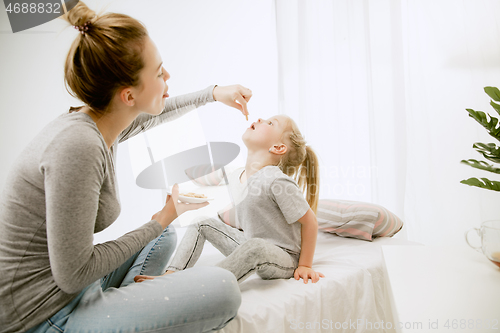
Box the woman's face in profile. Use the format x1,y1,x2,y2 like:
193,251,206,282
133,36,170,115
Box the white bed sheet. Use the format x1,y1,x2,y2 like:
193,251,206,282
177,227,420,333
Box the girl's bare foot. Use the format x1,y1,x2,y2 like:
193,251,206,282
134,270,176,283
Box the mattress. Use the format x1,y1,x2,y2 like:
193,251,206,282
177,228,420,333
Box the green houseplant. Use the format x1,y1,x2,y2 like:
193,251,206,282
460,87,500,191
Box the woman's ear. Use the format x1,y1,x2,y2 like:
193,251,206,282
118,87,135,107
270,144,287,155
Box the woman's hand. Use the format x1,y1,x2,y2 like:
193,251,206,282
212,84,252,117
152,184,209,229
293,265,325,284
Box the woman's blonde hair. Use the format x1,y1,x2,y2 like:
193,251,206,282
277,118,320,214
61,2,149,114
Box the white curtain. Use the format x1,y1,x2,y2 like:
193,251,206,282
92,0,279,243
275,0,500,245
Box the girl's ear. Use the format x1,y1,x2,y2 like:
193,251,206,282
270,144,287,155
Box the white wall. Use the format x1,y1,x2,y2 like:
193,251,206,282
0,0,278,243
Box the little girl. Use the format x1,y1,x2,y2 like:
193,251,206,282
136,115,324,283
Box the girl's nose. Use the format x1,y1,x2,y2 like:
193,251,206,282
258,118,263,123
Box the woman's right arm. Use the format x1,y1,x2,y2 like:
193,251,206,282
42,128,164,294
118,85,216,143
118,84,252,143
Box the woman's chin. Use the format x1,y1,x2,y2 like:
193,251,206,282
157,101,166,114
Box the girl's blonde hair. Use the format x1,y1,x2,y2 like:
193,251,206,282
277,118,320,214
61,2,149,114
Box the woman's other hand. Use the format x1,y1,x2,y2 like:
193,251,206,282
212,84,252,117
152,184,209,229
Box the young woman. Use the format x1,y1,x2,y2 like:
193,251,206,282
136,115,325,284
0,2,252,333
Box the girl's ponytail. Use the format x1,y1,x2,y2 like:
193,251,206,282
278,118,320,214
300,146,320,214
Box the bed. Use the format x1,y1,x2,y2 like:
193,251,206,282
173,225,419,333
166,172,419,333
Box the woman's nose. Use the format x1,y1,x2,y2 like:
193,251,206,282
162,67,170,81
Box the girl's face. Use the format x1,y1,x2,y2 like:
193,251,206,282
132,37,170,115
242,115,290,151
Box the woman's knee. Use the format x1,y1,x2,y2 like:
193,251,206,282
201,266,241,314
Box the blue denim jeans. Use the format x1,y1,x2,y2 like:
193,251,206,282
26,225,241,333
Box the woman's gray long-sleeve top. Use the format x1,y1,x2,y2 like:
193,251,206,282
0,86,215,333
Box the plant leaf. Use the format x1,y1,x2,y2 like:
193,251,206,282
466,109,500,141
484,86,500,102
472,142,500,163
460,159,500,174
490,100,500,117
460,177,500,191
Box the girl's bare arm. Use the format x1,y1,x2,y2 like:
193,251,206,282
295,208,325,283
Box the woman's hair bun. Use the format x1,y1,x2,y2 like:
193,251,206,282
62,1,149,114
62,1,97,27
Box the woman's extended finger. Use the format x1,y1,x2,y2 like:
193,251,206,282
226,99,243,113
234,94,249,115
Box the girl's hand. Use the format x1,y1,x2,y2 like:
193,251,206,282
152,184,209,229
212,84,252,117
294,265,325,284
